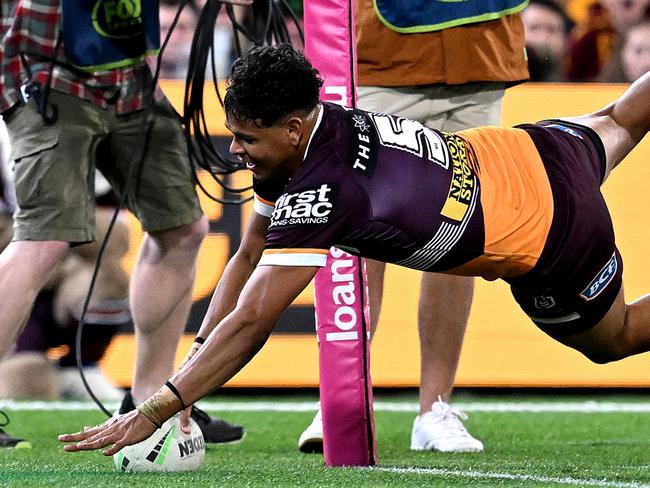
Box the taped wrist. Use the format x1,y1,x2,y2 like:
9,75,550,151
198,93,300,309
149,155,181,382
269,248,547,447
135,385,183,429
164,380,186,410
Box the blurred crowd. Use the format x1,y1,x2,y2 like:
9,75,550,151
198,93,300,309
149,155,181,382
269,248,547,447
158,0,649,84
523,0,650,82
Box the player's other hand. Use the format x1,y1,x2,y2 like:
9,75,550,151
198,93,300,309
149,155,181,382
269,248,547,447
58,411,157,456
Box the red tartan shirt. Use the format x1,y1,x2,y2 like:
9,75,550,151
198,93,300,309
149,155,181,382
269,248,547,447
0,0,160,114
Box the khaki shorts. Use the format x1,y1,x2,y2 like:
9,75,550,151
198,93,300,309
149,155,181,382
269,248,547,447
3,91,203,243
357,82,505,132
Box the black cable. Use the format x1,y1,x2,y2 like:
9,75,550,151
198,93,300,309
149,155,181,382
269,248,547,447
183,1,252,204
182,0,304,205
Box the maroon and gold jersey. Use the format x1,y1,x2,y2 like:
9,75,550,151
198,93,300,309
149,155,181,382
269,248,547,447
254,102,554,281
254,103,617,337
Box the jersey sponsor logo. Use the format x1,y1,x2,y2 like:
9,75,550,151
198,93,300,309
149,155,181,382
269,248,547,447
349,111,378,175
440,133,475,222
580,253,617,301
270,184,334,228
369,113,448,169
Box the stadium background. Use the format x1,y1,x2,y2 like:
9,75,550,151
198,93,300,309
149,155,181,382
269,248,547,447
96,81,650,389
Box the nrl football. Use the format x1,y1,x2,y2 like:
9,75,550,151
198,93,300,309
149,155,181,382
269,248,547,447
113,414,205,472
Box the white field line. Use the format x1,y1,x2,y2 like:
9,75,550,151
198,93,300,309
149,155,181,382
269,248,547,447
370,466,650,488
2,400,650,413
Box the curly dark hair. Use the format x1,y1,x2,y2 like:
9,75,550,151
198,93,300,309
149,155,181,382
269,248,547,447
224,44,323,127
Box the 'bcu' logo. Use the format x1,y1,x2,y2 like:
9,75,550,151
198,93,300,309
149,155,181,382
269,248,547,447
580,253,617,300
92,0,144,39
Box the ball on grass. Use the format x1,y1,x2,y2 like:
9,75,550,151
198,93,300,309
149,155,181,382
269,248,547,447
113,414,205,472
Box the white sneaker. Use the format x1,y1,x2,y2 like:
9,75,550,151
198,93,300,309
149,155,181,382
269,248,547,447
59,366,124,401
411,397,484,452
298,408,323,453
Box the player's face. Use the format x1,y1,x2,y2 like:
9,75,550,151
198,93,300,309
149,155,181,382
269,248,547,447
226,115,302,181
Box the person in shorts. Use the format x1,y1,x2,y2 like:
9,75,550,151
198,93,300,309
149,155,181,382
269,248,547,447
0,0,249,447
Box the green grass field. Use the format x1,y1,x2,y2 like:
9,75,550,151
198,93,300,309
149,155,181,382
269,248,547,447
2,391,650,487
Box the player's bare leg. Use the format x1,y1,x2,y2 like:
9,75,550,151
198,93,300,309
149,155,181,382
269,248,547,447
556,73,650,362
562,71,650,180
557,286,650,363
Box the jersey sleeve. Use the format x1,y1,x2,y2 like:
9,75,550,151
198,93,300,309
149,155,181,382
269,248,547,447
252,177,288,218
258,181,363,268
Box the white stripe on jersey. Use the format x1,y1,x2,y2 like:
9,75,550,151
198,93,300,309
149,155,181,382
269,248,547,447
254,194,275,218
258,252,327,267
397,178,479,270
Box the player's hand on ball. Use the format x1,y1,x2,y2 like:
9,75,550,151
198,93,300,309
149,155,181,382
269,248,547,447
180,404,193,434
58,410,157,456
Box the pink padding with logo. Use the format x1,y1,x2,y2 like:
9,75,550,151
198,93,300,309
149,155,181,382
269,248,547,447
304,0,358,107
304,0,376,467
314,249,376,466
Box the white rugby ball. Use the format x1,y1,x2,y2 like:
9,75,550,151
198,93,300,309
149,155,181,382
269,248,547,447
113,414,205,472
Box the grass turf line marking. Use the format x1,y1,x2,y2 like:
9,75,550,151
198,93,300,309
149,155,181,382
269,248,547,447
371,466,650,488
3,400,650,413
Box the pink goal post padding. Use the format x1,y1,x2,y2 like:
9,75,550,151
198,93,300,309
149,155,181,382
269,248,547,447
304,0,377,467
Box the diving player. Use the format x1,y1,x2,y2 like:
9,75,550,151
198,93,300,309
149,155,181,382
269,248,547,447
60,44,650,452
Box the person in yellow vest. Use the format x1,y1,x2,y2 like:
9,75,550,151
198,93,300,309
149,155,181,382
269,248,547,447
297,0,529,454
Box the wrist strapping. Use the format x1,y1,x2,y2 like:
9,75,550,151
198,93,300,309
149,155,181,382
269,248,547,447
164,380,187,410
135,386,183,429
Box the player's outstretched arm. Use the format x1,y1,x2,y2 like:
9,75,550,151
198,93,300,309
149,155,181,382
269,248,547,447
59,263,318,454
172,211,271,433
178,211,268,431
195,211,270,341
172,264,319,405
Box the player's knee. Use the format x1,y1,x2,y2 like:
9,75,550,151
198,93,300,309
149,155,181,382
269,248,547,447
6,240,69,274
579,336,630,364
148,216,208,255
581,349,619,364
0,352,59,400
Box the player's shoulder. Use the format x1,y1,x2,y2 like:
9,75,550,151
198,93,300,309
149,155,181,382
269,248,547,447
253,177,288,204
